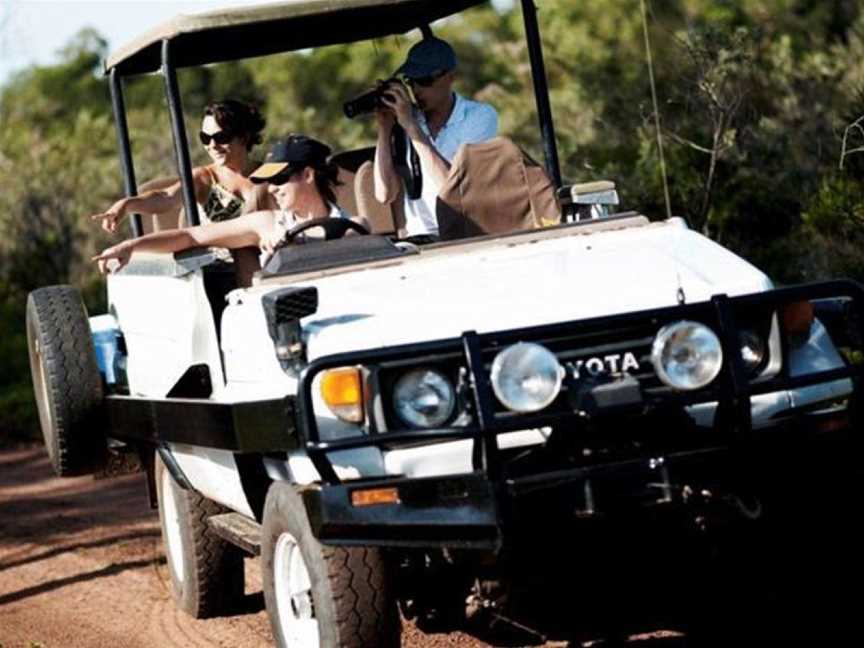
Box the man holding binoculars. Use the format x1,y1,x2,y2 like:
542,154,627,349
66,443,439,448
372,37,498,240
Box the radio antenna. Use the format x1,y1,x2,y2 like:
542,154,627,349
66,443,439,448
639,0,673,220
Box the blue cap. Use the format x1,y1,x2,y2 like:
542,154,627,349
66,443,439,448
396,37,457,79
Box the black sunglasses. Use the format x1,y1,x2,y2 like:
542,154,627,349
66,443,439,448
408,70,448,88
199,130,235,146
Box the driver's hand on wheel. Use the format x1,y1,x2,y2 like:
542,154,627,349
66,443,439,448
92,242,132,275
260,230,293,257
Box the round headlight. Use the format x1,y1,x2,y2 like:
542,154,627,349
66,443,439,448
651,321,723,390
739,329,766,374
393,368,456,428
491,342,564,412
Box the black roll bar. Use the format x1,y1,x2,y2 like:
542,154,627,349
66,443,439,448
520,0,562,188
109,69,143,237
110,2,563,228
161,39,201,227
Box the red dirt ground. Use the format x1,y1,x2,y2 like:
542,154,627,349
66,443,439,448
1,442,857,648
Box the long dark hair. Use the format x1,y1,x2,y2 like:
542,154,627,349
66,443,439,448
291,135,342,205
309,158,342,205
204,99,265,151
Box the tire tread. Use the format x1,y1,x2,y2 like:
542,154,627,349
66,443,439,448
27,286,104,476
262,482,400,647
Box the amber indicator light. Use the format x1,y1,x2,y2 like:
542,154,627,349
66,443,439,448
350,487,400,507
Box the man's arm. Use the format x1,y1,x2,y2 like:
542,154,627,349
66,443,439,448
383,88,499,190
413,103,498,186
406,129,452,189
380,84,452,189
373,108,402,204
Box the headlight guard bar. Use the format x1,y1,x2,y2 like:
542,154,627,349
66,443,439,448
296,280,864,485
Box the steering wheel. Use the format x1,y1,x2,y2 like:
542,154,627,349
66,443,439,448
280,217,370,247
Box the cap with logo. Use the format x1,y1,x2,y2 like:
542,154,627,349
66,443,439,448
249,134,331,182
396,37,457,79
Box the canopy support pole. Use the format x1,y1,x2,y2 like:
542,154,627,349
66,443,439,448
161,39,200,226
109,68,143,237
520,0,562,187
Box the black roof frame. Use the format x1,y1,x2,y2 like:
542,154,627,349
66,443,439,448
107,0,561,237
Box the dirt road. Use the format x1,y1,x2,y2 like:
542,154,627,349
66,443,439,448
1,442,859,648
0,444,502,648
0,444,690,648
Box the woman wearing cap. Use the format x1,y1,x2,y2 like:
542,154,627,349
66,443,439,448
90,99,274,284
92,135,364,283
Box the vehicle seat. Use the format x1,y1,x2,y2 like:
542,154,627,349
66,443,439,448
435,137,560,241
354,160,406,236
332,166,359,219
330,148,372,220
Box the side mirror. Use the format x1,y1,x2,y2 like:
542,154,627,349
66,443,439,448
558,181,620,221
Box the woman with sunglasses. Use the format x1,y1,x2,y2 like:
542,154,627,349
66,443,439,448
92,135,367,280
90,99,274,283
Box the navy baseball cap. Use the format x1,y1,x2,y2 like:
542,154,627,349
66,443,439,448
396,37,457,79
250,134,331,182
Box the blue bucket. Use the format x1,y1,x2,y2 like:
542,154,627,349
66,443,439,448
90,314,119,385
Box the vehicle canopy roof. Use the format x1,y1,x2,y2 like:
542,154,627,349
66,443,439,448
106,0,487,76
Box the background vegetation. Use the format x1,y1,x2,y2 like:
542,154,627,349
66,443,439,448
2,0,864,441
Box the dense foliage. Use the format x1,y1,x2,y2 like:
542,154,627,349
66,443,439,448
2,1,864,439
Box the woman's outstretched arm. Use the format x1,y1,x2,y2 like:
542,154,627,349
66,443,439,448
92,210,273,274
89,168,212,233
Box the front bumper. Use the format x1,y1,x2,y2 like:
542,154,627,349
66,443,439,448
303,405,855,549
296,281,864,548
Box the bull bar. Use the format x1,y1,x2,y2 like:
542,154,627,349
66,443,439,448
295,281,864,547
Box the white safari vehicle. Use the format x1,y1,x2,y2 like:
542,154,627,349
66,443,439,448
26,1,864,646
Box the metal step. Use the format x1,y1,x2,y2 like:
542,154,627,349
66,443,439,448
208,512,262,556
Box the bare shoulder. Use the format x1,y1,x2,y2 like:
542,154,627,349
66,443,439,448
192,165,216,184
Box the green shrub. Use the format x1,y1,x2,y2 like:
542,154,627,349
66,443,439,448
0,381,40,442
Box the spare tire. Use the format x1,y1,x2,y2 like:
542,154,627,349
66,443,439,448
26,285,106,476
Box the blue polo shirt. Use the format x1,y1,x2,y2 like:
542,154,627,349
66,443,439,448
404,92,498,236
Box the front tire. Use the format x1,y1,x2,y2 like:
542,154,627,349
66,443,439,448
155,452,244,618
26,286,105,476
262,482,400,648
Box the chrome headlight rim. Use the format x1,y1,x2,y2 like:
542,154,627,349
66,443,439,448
490,342,564,413
391,367,456,429
739,328,768,375
651,320,723,391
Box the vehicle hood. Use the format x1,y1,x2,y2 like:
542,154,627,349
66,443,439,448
293,221,772,360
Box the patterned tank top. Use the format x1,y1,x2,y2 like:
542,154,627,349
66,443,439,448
200,182,245,224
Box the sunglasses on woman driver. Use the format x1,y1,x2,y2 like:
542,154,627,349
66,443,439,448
199,130,235,146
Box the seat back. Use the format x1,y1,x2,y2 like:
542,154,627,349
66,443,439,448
332,167,359,219
435,137,560,241
354,160,405,235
